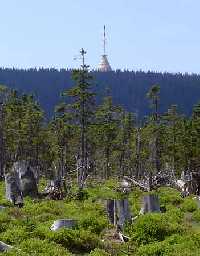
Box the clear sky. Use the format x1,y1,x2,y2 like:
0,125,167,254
0,0,200,73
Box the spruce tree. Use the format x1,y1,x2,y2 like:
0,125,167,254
146,84,161,187
61,49,95,189
94,95,121,179
0,85,9,177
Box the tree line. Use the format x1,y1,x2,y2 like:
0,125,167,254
0,67,200,118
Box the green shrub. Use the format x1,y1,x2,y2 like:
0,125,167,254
34,212,56,222
3,250,29,256
89,248,110,256
157,187,183,206
164,207,183,224
75,188,89,200
50,229,101,253
86,178,124,200
32,224,51,240
129,214,168,244
164,239,200,256
192,209,200,222
0,226,32,245
136,234,181,255
137,241,165,256
79,216,108,234
136,232,200,256
128,213,183,245
128,189,142,215
21,200,63,216
34,224,101,253
136,234,199,256
0,212,12,232
181,198,198,212
4,238,71,256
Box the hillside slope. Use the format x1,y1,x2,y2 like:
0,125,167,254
0,68,200,118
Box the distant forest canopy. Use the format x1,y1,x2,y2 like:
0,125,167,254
0,68,200,118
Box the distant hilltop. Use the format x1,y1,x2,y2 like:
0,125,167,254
0,68,200,118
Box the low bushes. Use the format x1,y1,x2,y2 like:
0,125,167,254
89,248,110,256
137,234,200,256
0,180,200,255
4,238,72,256
181,198,198,212
127,211,184,245
0,226,32,245
79,215,108,234
157,187,183,207
192,209,200,222
34,224,101,253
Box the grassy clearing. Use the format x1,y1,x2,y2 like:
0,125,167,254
0,180,200,255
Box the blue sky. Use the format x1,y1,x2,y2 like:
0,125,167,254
0,0,200,73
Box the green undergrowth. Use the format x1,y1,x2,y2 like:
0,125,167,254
136,233,200,256
156,187,183,208
0,180,199,255
85,179,127,200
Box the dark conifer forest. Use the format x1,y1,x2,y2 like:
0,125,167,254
0,68,200,118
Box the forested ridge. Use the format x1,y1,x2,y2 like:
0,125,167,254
0,68,200,118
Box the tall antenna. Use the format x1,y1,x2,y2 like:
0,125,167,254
98,25,112,72
103,25,106,55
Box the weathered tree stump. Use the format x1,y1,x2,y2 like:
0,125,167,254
0,241,12,252
5,173,23,207
140,194,160,214
50,219,77,231
106,199,131,228
14,161,38,197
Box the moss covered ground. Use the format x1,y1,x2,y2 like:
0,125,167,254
0,180,200,255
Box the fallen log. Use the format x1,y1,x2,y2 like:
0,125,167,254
123,176,150,191
124,174,194,199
